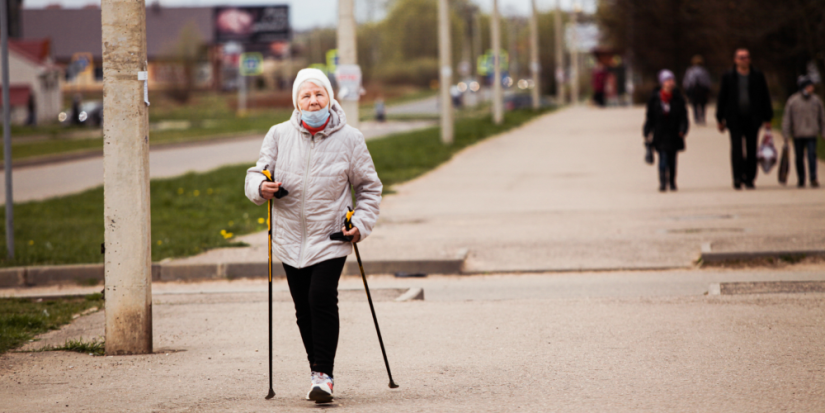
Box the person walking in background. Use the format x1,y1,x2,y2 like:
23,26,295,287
683,55,712,124
644,70,689,192
782,76,824,188
592,62,607,107
716,48,774,190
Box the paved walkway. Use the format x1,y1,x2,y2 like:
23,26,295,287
179,106,825,271
0,120,434,203
2,267,824,412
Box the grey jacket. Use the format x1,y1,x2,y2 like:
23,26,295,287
245,100,382,269
782,92,825,139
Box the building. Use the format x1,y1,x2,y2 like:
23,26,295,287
0,39,62,125
21,5,294,93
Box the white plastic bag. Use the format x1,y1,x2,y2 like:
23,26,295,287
757,131,777,173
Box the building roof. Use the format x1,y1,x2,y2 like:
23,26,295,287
9,39,51,64
0,85,32,106
21,6,215,62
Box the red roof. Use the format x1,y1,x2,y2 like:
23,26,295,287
0,85,32,107
8,39,50,65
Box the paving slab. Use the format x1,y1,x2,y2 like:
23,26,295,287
2,268,824,412
181,106,825,272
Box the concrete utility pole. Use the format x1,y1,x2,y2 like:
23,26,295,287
491,0,503,125
337,0,359,129
570,2,580,105
438,0,453,144
0,0,13,259
529,0,540,110
101,0,153,355
554,0,564,105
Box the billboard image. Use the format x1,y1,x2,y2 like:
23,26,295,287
215,5,290,44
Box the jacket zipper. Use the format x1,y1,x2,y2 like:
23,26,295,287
297,136,314,267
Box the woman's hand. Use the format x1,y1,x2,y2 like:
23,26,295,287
260,181,282,199
342,225,361,243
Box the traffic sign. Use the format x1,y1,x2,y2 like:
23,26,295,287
239,52,263,76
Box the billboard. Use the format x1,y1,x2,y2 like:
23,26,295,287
215,6,290,45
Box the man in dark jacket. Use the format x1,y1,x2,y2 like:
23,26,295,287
644,70,689,192
716,48,774,189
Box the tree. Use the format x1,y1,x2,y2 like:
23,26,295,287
598,0,825,101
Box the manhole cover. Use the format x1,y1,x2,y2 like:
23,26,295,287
720,281,825,295
668,214,735,221
667,228,745,234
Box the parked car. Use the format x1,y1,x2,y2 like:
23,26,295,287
58,100,103,127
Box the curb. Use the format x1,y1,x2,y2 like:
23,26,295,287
700,250,825,264
0,258,466,288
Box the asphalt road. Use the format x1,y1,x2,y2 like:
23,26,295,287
0,120,434,203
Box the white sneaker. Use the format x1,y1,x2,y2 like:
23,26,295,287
305,372,318,401
307,372,334,403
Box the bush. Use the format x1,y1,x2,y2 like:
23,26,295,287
374,58,439,87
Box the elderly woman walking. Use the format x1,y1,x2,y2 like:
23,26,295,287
244,68,382,403
644,70,689,192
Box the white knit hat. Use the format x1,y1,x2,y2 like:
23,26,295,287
658,69,675,85
292,68,334,110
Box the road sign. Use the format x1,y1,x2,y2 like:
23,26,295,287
477,49,509,76
239,52,263,76
335,64,361,101
326,49,339,74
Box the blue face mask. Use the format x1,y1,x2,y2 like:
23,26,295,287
301,107,330,128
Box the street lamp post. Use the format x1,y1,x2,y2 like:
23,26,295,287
438,0,453,144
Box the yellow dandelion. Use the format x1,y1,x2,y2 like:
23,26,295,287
257,217,265,224
220,229,227,235
28,240,34,245
193,190,200,197
157,240,163,245
177,188,184,195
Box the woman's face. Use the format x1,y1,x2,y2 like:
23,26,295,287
298,82,329,112
662,78,675,92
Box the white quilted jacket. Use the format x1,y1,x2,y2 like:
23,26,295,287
245,100,382,269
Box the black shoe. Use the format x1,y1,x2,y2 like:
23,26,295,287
745,182,756,190
812,180,820,188
733,182,742,190
798,181,806,188
670,182,677,191
659,184,667,192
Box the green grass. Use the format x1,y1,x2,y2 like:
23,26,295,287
1,92,293,162
38,337,105,356
0,108,550,268
0,294,104,354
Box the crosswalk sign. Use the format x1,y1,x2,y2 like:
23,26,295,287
239,52,264,76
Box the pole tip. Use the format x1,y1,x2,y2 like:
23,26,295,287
389,381,400,389
265,388,276,399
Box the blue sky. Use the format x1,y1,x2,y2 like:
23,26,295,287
22,0,597,31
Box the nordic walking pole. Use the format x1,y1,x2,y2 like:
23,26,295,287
262,170,276,400
345,208,399,389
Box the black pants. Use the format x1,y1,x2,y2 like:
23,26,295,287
692,102,706,124
728,119,759,185
284,256,347,378
657,149,678,188
793,137,818,185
